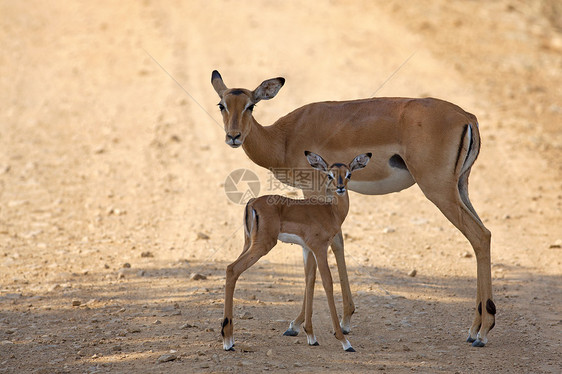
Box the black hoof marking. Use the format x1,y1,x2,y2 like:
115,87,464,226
310,342,320,346
478,302,482,315
342,329,350,335
471,340,486,348
490,321,496,331
466,336,476,343
226,347,235,351
345,347,356,352
283,330,299,337
486,299,496,315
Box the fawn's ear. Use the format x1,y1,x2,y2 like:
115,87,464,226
349,153,372,172
211,70,228,98
305,151,329,172
253,77,285,103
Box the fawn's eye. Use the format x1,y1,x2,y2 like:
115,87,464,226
218,103,225,111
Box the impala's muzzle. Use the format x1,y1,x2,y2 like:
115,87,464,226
226,132,242,148
336,187,346,196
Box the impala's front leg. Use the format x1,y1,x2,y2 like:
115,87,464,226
315,248,355,352
331,231,355,334
302,247,319,346
283,247,315,337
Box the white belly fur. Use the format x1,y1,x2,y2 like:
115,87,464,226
278,233,307,247
348,169,415,195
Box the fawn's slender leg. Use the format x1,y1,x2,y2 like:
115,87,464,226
302,247,319,345
314,247,355,352
222,240,275,351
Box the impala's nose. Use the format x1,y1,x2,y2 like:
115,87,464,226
226,133,242,148
336,187,346,196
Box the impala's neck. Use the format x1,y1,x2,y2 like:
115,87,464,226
326,187,350,226
242,118,286,169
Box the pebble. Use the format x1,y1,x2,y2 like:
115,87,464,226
461,251,473,258
549,239,561,249
239,311,253,320
157,354,177,363
408,269,417,277
140,251,154,258
72,300,82,307
197,232,210,240
180,323,195,329
382,227,396,234
1,340,14,345
267,349,273,356
122,263,131,268
190,273,207,281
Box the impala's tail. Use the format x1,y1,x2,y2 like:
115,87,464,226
243,198,257,239
456,119,483,223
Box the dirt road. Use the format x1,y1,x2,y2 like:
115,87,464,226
1,1,560,373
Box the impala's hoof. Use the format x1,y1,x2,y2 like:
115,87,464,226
225,347,235,351
471,339,486,348
342,328,350,335
466,335,476,343
345,347,356,352
309,341,319,346
283,329,299,337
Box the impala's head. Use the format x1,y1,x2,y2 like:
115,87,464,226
305,151,372,196
211,70,285,148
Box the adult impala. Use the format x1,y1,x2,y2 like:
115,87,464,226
222,151,371,352
211,70,495,347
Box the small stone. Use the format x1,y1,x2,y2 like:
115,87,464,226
122,263,131,268
180,323,194,329
382,227,396,234
267,349,273,357
461,251,473,258
153,320,162,325
72,300,81,307
197,232,210,240
549,239,562,249
1,340,14,345
239,311,253,320
190,273,206,281
408,269,417,277
111,345,122,352
140,251,154,258
157,354,177,363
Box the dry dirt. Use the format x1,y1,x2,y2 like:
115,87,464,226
1,1,561,373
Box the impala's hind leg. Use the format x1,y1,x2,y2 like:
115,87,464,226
418,174,494,347
223,239,276,351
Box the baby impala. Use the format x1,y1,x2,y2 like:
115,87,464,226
222,151,371,352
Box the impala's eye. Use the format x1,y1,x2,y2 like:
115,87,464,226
246,104,255,112
327,174,334,180
346,172,351,180
218,103,225,111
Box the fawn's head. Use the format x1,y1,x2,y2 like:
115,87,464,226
211,70,285,148
305,151,372,196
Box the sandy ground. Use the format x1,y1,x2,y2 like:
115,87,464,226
1,1,561,373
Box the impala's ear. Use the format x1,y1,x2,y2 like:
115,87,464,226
349,153,372,172
305,151,329,172
211,70,228,98
253,77,285,103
